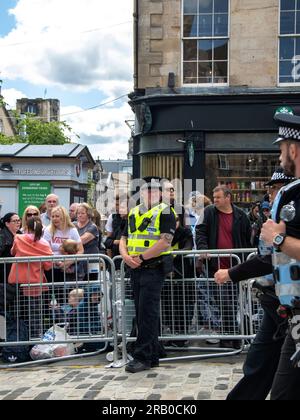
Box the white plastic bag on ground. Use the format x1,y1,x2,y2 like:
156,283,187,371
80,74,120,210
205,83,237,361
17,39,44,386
30,324,75,360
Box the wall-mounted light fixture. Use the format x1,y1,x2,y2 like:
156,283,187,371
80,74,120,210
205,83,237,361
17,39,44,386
0,163,13,172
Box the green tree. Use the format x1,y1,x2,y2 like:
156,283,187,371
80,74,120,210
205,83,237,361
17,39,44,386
16,113,76,145
0,111,79,145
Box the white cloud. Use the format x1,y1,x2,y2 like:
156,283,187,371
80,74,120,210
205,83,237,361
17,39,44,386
1,88,27,108
0,0,135,160
61,101,133,160
1,0,133,96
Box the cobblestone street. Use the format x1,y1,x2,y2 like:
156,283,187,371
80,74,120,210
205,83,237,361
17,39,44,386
0,354,244,400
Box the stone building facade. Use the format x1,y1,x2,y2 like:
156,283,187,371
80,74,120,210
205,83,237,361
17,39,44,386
130,0,300,207
16,98,60,122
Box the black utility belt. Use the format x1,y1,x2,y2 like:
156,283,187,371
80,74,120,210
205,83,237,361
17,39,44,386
142,259,163,269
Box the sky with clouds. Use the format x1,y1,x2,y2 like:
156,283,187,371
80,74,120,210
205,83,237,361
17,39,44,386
0,0,134,159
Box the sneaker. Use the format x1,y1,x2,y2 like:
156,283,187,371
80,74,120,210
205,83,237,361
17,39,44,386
205,331,220,345
125,360,151,373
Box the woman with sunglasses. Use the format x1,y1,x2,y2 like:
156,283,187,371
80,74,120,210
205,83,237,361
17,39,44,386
0,213,22,284
21,206,40,232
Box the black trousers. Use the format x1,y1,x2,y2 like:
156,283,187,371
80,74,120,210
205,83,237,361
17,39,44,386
130,266,165,365
227,293,286,400
271,331,300,400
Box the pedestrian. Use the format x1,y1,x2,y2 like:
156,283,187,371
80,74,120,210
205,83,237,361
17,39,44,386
0,213,22,284
76,203,100,280
69,203,80,223
43,206,83,286
104,198,128,264
120,178,176,373
259,112,300,400
196,185,252,348
41,194,59,227
8,216,53,338
214,167,295,400
21,206,40,232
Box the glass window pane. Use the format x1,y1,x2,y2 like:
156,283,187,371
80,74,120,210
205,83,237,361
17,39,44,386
214,76,228,83
184,15,198,37
280,75,295,83
184,77,198,84
214,39,228,60
198,14,213,36
280,37,295,59
198,61,213,79
281,11,296,34
296,11,300,32
198,40,213,60
280,60,294,76
199,0,213,13
184,0,198,14
198,77,213,83
297,0,300,10
214,0,228,13
183,62,197,79
296,37,300,54
214,61,227,79
183,40,197,60
214,14,228,36
281,0,296,10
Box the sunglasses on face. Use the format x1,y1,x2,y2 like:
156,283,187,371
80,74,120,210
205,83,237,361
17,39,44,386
27,213,39,217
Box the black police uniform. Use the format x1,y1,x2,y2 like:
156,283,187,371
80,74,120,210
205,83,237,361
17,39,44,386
268,113,300,400
225,169,295,400
122,205,176,369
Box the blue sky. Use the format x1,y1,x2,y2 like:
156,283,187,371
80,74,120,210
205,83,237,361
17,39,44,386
0,1,17,37
0,0,134,159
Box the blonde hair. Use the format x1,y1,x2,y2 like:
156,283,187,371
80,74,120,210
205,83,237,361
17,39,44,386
60,239,79,255
69,288,84,300
22,206,40,231
49,206,74,237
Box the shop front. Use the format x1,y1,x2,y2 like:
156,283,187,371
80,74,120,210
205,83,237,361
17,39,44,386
130,90,300,208
0,143,95,217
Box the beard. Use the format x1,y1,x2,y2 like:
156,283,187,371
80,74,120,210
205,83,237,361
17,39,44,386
282,153,296,177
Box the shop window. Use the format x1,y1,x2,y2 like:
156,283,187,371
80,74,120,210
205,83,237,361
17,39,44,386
205,153,278,209
279,0,300,84
182,0,229,85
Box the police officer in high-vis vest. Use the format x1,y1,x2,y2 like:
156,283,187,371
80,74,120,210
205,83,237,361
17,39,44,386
261,112,300,400
120,178,176,373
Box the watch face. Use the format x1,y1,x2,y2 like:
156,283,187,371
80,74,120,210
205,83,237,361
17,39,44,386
274,235,283,245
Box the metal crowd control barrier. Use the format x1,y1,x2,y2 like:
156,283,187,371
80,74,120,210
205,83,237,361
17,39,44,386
113,249,263,366
0,249,265,369
0,254,116,368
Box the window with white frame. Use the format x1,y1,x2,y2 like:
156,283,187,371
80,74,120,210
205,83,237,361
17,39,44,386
182,0,229,85
279,0,300,84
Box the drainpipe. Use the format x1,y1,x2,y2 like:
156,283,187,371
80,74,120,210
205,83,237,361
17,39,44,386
133,0,139,92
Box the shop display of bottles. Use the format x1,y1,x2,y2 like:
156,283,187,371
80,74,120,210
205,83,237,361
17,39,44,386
217,179,268,204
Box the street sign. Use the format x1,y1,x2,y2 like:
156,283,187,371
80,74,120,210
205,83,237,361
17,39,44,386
19,181,51,216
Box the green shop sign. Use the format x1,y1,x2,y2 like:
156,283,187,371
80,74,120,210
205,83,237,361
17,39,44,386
19,181,51,216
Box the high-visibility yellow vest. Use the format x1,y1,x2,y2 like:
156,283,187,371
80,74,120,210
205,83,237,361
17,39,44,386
127,203,172,256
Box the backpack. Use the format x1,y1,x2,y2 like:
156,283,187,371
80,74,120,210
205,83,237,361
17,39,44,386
1,317,31,363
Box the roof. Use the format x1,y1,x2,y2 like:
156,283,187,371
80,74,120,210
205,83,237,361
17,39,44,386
101,159,132,174
0,143,95,165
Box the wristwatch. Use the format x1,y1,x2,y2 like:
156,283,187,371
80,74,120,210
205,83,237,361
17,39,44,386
139,254,145,262
273,233,287,251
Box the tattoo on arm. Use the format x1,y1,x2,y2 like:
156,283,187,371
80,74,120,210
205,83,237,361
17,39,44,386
160,233,174,245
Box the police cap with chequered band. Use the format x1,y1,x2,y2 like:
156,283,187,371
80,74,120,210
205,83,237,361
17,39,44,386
274,113,300,144
140,177,162,191
265,167,296,186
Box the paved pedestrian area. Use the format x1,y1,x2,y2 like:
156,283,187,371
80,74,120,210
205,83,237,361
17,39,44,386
0,354,244,400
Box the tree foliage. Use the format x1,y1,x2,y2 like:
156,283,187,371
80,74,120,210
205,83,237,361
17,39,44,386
0,111,78,145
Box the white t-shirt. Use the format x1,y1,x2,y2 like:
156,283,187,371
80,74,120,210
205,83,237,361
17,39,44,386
105,214,113,233
43,227,81,255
